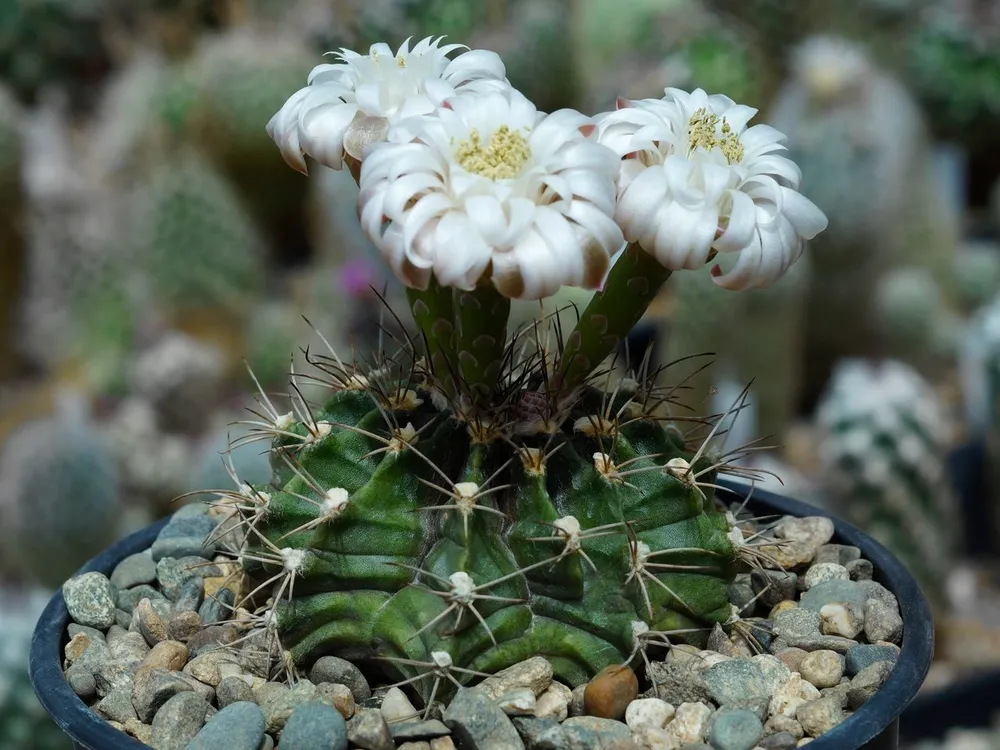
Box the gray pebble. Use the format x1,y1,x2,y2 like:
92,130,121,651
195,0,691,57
751,570,797,609
443,688,524,749
260,680,323,733
347,708,394,750
310,655,372,702
785,635,857,654
845,644,900,677
759,731,799,749
391,720,451,741
151,516,218,562
198,588,235,625
150,691,210,750
847,661,894,709
111,551,157,589
131,667,194,723
174,576,204,613
66,666,97,699
814,545,861,566
845,559,873,581
797,696,844,736
67,624,106,643
187,700,267,750
728,574,756,615
511,716,560,746
156,556,218,600
115,609,133,629
863,599,903,645
558,716,634,749
709,708,763,750
94,658,142,698
773,609,821,640
857,580,899,612
799,580,866,612
803,564,849,590
217,675,254,708
646,662,713,705
96,686,139,723
705,659,770,707
63,572,117,630
117,584,168,611
281,701,349,750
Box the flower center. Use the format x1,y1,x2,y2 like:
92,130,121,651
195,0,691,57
455,126,531,180
687,108,744,164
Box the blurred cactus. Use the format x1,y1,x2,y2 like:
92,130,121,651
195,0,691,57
770,35,960,413
0,81,25,380
0,390,122,588
194,413,275,495
0,586,73,749
815,358,959,603
973,295,1000,549
953,242,1000,316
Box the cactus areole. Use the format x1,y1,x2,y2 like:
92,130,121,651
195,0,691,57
202,35,829,701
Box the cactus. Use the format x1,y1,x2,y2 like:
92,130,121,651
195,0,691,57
953,242,1000,317
814,359,958,603
0,391,122,589
0,586,73,749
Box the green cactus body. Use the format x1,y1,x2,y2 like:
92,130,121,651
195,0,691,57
235,364,738,699
953,242,1000,316
815,358,958,603
130,150,268,318
0,391,121,588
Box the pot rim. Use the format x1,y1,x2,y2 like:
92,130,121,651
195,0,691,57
30,480,933,750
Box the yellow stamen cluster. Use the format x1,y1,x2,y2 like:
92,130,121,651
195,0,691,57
688,108,744,164
455,126,531,180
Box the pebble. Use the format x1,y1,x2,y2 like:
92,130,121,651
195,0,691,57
280,701,349,750
183,651,241,687
776,517,835,549
157,557,218,600
63,572,118,630
136,598,169,645
187,701,267,750
763,715,803,740
857,581,899,613
663,702,712,746
769,673,821,719
560,716,634,749
646,663,713,705
760,730,799,749
216,675,254,708
186,624,241,656
317,682,356,719
443,688,524,749
261,680,323,732
845,644,899,677
150,690,210,749
709,708,764,750
796,696,844,737
728,575,756,614
774,648,808,674
131,667,195,723
498,688,537,715
67,666,97,699
863,599,903,644
845,559,874,580
705,658,769,708
803,564,849,590
311,655,372,702
584,664,638,719
769,601,798,619
813,545,861,566
151,515,218,562
166,610,203,641
625,697,674,731
140,640,188,672
96,686,139,723
799,580,866,613
391,719,451,741
117,584,168,611
381,686,421,723
569,683,587,717
847,661,894,709
111,551,158,589
347,708,394,750
819,602,864,639
477,657,553,701
751,571,798,609
798,651,843,689
534,681,572,721
174,576,205,612
198,588,235,625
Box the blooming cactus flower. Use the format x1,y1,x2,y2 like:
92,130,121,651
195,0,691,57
266,36,510,174
596,88,828,290
357,87,625,299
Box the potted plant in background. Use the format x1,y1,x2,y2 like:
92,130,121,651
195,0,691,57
30,34,935,750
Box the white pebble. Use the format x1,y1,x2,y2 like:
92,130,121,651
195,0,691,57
664,702,712,746
799,651,844,689
804,563,849,590
625,698,675,730
819,602,864,639
380,687,419,723
769,673,822,719
534,681,572,722
497,687,536,715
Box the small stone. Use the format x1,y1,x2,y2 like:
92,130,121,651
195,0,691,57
174,576,204,612
645,662,713,705
709,708,763,750
67,623,106,642
775,648,808,674
773,609,821,641
317,682,356,719
123,718,153,743
844,644,899,677
347,708,394,750
560,716,634,748
151,515,218,561
390,719,451,741
534,681,572,721
752,655,792,694
280,701,349,750
140,640,189,672
499,687,537,715
310,655,372,702
704,658,769,708
819,602,864,639
751,570,798,609
728,575,757,615
820,681,852,709
666,644,704,666
799,580,866,613
769,601,798,620
443,688,524,749
216,675,254,708
698,651,732,667
776,517,835,549
66,666,97,699
111,551,158,589
762,715,803,740
198,588,236,625
94,659,142,698
64,632,92,665
183,651,240,687
787,635,857,654
847,661,894,709
663,702,712,746
857,581,899,612
760,730,799,749
584,664,638,719
136,598,168,646
109,629,151,663
769,673,821,719
97,686,139,723
260,679,323,732
187,701,267,750
512,716,559,746
186,623,241,656
863,599,903,645
845,559,873,581
798,651,843,689
570,683,587,716
166,610,203,641
431,738,456,750
63,572,117,630
796,696,844,737
381,686,420,723
150,690,210,750
708,623,748,658
625,697,675,730
131,667,195,723
813,545,861,566
396,743,430,750
477,656,554,701
117,584,168,611
803,564,849,590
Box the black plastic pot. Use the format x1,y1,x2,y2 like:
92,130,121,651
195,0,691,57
30,483,933,750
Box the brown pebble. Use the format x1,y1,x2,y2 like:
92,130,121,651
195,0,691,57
136,599,168,645
583,665,638,720
318,682,356,719
186,624,241,655
64,633,91,665
202,576,228,599
430,739,456,750
141,641,189,672
776,647,809,674
770,601,798,619
167,611,203,642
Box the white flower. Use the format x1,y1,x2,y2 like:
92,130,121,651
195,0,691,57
595,88,828,290
267,36,510,174
357,88,625,299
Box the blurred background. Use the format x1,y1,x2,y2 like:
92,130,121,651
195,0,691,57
1,0,999,746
